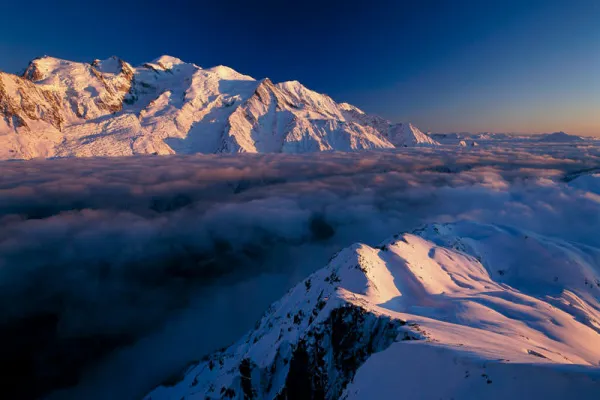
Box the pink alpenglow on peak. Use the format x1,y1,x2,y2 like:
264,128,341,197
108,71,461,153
0,55,438,159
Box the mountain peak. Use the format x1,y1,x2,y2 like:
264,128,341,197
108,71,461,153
205,65,255,81
145,221,600,400
278,79,313,93
151,55,186,70
387,122,439,146
145,240,419,400
539,131,583,142
339,102,365,114
22,56,69,81
91,56,124,74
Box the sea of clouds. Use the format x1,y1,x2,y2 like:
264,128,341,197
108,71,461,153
0,143,598,399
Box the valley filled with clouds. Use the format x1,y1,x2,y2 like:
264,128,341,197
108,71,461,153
0,143,599,398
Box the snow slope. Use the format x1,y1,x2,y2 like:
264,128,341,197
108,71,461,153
145,221,600,399
0,56,436,159
570,173,600,195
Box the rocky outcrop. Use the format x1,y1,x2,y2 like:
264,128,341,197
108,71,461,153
0,72,64,130
145,242,425,400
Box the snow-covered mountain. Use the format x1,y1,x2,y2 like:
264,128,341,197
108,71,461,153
538,131,585,143
146,221,600,400
0,55,437,159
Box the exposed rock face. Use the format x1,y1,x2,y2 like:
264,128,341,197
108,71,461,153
22,57,48,81
183,305,409,400
0,72,64,130
145,242,425,400
272,306,407,400
0,55,437,159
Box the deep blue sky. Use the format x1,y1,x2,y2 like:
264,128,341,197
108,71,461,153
1,0,599,135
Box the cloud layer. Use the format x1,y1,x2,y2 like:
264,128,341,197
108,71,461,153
0,144,599,399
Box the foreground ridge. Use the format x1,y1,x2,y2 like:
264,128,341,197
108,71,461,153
146,221,600,399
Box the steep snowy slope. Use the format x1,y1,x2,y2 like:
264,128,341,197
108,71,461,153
0,70,65,158
0,56,436,159
145,221,600,400
339,102,438,146
386,122,438,146
570,173,600,195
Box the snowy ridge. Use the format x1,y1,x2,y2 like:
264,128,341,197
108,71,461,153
386,122,439,146
0,55,437,159
146,221,600,399
145,242,424,400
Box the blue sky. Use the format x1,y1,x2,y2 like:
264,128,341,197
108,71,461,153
1,0,598,135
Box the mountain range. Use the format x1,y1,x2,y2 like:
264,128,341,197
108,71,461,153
430,131,592,142
0,55,437,160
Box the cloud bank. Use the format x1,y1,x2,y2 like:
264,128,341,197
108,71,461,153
0,144,599,399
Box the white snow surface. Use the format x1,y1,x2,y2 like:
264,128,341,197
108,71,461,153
0,55,437,159
570,173,600,195
146,220,600,400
